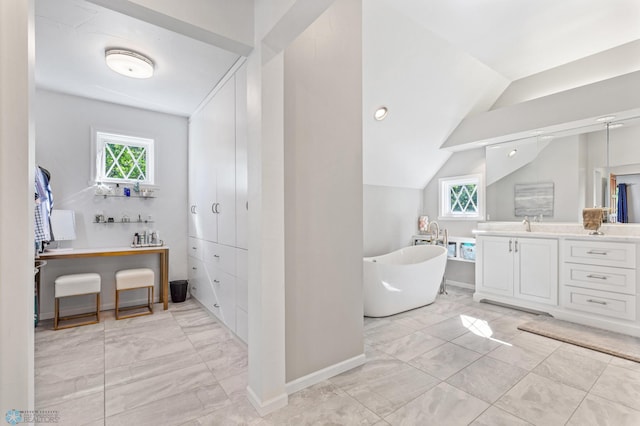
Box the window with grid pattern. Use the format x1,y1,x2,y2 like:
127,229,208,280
439,174,484,220
95,132,154,185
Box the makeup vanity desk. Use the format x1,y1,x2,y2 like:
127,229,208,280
35,246,170,320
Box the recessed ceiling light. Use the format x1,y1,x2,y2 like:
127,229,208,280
596,115,616,122
374,106,388,121
507,149,518,158
105,49,154,79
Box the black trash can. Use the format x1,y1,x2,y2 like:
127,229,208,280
170,280,189,303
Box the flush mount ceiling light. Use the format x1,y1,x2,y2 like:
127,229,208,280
105,49,154,79
507,148,518,158
374,106,388,121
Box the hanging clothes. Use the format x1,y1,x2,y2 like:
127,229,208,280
35,166,53,246
617,183,628,224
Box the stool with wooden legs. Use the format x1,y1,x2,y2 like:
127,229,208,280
54,273,101,330
115,268,154,320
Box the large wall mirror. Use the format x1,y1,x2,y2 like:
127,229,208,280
486,115,640,223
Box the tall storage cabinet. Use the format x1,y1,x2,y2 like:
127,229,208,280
188,63,248,343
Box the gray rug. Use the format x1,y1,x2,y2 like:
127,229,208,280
518,316,640,363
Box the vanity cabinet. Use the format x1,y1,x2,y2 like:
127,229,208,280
187,63,248,340
561,240,637,321
476,236,558,305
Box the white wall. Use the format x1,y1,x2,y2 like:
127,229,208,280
284,0,363,383
422,148,485,287
363,185,423,256
362,0,508,189
35,89,188,318
0,0,35,414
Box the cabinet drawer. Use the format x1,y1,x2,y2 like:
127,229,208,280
188,237,204,261
562,286,636,321
562,263,636,295
203,241,236,275
564,240,636,268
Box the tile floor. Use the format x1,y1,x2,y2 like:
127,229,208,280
35,287,640,425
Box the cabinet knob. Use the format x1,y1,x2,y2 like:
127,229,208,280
214,303,220,308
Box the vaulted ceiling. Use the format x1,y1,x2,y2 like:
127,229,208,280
34,0,640,188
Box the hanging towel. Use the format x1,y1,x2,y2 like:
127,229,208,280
617,183,628,223
582,208,603,231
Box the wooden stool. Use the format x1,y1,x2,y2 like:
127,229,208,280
54,273,101,330
115,268,154,320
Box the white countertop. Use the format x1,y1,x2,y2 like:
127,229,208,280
473,222,640,242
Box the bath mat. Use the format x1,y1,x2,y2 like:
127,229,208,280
518,316,640,363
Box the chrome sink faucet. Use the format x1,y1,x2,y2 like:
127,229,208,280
522,216,531,232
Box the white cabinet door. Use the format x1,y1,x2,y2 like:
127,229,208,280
235,64,248,250
515,237,558,305
477,236,514,296
211,76,237,246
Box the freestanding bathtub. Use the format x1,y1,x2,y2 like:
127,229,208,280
363,245,447,317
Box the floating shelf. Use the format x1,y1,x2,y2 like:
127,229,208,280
95,194,156,199
94,220,154,224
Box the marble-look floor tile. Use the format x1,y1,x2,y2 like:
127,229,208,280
106,363,218,417
37,390,104,426
487,332,561,371
36,371,103,409
264,381,380,425
451,330,505,354
364,321,415,346
495,372,585,425
185,323,234,347
171,308,218,328
35,328,104,358
409,342,482,380
105,325,192,370
567,394,640,426
181,398,264,426
459,306,505,322
610,356,640,373
372,331,446,362
35,342,104,383
418,300,471,317
533,344,609,391
218,371,248,402
447,356,527,403
200,338,248,381
590,364,640,410
106,384,231,426
104,315,180,337
330,352,439,417
421,316,470,341
385,382,489,426
391,311,450,331
470,406,533,426
105,347,201,387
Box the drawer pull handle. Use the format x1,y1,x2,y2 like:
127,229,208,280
214,303,220,308
192,246,197,250
213,254,220,258
587,299,608,305
192,267,197,270
586,274,608,280
509,240,512,253
214,279,220,283
586,250,608,255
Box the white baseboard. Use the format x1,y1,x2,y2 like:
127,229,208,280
246,385,288,416
445,279,475,290
285,353,366,395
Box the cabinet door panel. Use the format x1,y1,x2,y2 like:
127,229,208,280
477,237,513,296
235,64,248,250
515,238,558,305
204,262,236,330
